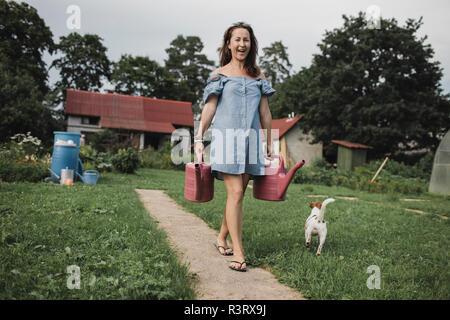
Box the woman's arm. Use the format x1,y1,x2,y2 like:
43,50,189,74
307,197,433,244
259,95,273,157
194,95,218,161
195,95,218,138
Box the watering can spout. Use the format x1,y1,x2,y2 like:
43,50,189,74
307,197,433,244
278,159,306,198
76,171,86,183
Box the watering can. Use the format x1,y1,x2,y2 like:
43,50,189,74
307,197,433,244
253,155,306,201
76,170,100,184
184,154,214,202
48,167,74,185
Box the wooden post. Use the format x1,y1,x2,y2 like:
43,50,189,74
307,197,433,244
371,157,389,182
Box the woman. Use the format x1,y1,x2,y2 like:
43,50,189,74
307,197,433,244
194,22,275,272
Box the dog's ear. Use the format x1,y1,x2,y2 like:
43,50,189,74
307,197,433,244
310,202,322,209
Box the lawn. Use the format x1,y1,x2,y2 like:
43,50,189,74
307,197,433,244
0,170,195,299
1,168,449,299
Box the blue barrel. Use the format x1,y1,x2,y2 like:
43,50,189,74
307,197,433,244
50,145,78,182
50,132,81,182
53,132,81,153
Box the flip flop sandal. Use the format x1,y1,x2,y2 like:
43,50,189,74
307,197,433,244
214,243,233,256
229,260,247,272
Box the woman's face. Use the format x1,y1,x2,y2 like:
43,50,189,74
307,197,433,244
228,27,251,61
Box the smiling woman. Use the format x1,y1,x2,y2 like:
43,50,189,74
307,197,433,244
193,21,276,272
218,21,260,78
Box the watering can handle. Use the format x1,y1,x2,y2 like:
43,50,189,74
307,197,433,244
266,154,282,162
84,170,100,177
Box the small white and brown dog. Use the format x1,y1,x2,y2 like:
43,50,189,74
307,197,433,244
305,198,335,256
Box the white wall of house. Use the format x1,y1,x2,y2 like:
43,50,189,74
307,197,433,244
284,123,323,166
67,115,102,133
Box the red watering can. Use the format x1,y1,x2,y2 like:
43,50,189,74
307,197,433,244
184,154,214,202
253,155,305,201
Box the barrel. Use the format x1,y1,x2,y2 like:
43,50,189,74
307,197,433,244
50,132,81,182
53,131,81,153
50,145,78,182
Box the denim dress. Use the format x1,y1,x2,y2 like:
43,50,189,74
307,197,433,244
202,73,276,180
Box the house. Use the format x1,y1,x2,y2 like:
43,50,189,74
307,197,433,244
65,89,194,150
267,114,323,167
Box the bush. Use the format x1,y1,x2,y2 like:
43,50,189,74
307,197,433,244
111,148,139,173
138,140,185,171
79,145,113,173
89,129,136,154
365,153,434,180
0,157,48,182
293,157,428,195
0,133,50,182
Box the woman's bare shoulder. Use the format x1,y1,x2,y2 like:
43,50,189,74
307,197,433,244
211,67,224,75
257,72,266,80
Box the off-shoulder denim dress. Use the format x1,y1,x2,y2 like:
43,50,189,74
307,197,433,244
202,73,276,180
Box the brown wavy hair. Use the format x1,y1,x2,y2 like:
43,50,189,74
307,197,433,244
219,22,261,78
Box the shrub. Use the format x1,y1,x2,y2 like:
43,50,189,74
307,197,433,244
0,157,48,182
111,148,139,173
79,145,113,172
0,133,50,182
293,157,428,195
138,140,185,171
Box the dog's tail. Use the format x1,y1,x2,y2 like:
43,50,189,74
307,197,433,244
318,198,335,222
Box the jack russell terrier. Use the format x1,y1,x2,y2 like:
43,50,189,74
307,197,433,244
305,198,335,256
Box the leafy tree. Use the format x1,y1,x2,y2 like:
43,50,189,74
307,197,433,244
0,0,62,145
164,35,215,107
0,63,62,145
271,12,450,160
111,54,176,99
0,0,54,94
50,33,111,104
259,40,293,88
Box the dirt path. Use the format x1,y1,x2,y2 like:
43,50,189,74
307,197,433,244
135,189,305,300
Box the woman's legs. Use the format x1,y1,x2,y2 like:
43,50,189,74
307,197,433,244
220,173,251,270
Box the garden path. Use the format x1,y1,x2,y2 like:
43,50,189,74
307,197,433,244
135,189,305,300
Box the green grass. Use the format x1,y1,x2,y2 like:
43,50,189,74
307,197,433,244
0,170,195,299
1,168,449,299
160,170,450,300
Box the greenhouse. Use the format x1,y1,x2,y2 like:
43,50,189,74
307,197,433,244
429,130,450,195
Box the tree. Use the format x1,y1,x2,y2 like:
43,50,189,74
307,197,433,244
269,65,316,119
50,33,111,104
259,40,293,88
164,35,215,107
0,0,61,144
271,12,450,160
0,0,54,94
111,54,176,99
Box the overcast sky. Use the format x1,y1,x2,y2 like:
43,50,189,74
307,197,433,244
23,0,450,94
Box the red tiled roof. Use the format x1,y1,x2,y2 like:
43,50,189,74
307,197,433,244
272,115,302,137
260,115,302,138
101,117,176,134
65,89,194,133
331,140,373,149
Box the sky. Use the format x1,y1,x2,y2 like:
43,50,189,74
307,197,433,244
21,0,450,94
